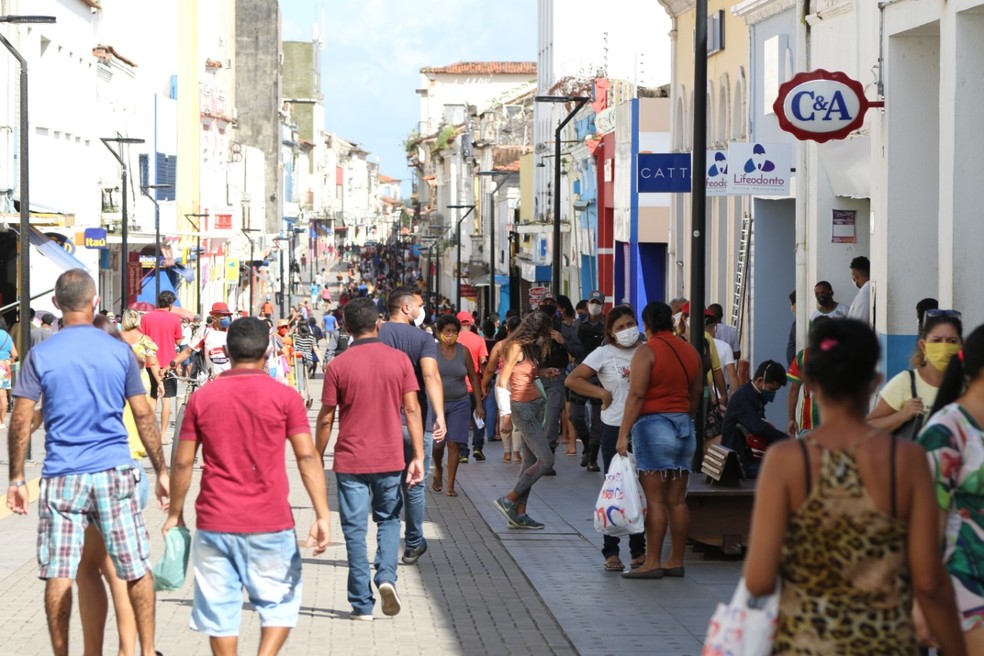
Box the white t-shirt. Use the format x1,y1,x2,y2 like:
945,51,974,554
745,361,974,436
713,337,735,368
848,281,871,324
809,303,850,322
580,343,638,427
715,323,740,355
193,327,231,375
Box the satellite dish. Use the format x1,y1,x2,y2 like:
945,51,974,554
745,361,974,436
534,142,549,155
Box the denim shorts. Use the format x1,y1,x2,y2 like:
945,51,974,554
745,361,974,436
37,465,151,581
191,529,302,637
630,413,695,473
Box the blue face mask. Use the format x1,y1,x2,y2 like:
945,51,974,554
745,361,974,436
761,388,776,403
219,318,231,329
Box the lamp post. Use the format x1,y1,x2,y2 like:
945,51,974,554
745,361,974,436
0,14,56,360
535,95,589,298
140,184,172,301
101,136,145,314
183,213,208,317
242,227,259,316
447,204,475,310
475,170,514,319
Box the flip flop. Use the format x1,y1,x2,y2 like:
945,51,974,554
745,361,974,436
431,479,442,493
604,557,625,572
445,490,458,497
630,557,646,570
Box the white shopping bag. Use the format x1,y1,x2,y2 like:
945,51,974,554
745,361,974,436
702,577,780,656
593,453,647,536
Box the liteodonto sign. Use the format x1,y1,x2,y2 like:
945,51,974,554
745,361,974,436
773,69,882,143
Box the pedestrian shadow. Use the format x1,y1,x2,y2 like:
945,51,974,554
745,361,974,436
297,605,345,619
158,598,194,607
301,557,348,567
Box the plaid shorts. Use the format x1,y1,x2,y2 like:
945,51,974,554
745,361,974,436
37,465,152,581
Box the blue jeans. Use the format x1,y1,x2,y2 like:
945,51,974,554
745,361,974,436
511,398,554,506
401,427,433,550
541,376,566,450
599,422,645,559
484,375,498,439
335,471,403,615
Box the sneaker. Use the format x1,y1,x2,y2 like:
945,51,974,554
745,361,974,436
514,514,545,530
377,581,402,616
473,449,486,462
458,454,469,464
494,496,521,528
401,540,428,565
586,462,601,472
580,453,590,467
351,613,374,622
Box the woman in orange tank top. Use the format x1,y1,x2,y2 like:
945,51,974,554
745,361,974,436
493,312,554,530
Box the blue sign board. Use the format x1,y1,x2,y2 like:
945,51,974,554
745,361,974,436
84,227,108,249
637,153,692,193
411,244,421,257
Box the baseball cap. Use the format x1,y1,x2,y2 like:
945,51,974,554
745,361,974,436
540,292,556,302
277,319,290,328
587,290,604,304
456,311,474,325
210,302,233,316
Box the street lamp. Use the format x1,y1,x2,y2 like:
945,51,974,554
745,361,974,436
140,184,172,300
535,94,590,298
242,227,260,316
183,213,208,317
0,14,56,360
476,170,514,319
447,204,475,309
101,136,145,314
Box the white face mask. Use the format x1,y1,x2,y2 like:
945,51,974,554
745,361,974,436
413,307,425,327
588,304,602,317
614,327,639,348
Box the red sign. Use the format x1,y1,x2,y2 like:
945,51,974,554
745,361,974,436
529,286,548,304
127,252,142,306
460,284,478,298
773,70,883,143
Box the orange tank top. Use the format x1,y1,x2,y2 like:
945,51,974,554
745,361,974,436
509,348,541,403
639,332,700,415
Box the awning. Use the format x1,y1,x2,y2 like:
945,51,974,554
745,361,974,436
10,225,91,273
470,274,510,287
136,269,180,305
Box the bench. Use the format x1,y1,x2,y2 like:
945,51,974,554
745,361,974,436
687,445,756,555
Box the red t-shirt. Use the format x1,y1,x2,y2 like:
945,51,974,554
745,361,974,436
456,328,488,393
179,369,310,533
322,339,419,474
140,308,184,365
639,332,701,415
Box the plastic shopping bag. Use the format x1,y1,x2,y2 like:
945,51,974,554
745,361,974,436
152,526,192,591
593,453,647,536
702,577,780,656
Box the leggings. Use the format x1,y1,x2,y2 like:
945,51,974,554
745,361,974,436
510,398,554,506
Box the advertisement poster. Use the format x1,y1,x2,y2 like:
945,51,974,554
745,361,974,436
832,209,857,243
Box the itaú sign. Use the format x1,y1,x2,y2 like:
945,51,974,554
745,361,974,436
773,70,883,143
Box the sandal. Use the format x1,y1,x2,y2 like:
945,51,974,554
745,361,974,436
431,477,442,493
629,557,646,570
604,556,625,572
445,490,458,497
502,455,512,463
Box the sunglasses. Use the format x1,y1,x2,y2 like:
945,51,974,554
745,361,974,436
925,309,961,320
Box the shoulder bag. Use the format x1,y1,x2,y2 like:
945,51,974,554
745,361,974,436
892,370,924,440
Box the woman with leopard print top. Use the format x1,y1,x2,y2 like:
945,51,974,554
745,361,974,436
743,319,965,655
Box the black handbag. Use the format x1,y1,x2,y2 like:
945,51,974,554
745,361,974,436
892,370,924,440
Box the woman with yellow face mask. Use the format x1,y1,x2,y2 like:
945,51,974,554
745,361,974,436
868,311,964,433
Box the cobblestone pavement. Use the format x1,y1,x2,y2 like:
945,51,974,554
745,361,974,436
0,344,741,655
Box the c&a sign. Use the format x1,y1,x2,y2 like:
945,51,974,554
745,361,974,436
773,70,882,143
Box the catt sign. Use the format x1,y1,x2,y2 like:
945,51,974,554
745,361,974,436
773,70,882,143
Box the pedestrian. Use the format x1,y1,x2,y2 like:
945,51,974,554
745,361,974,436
140,291,184,433
482,316,522,462
786,317,829,438
181,302,235,380
786,291,797,366
167,317,330,653
720,360,788,477
430,314,484,497
316,298,425,619
5,269,168,656
31,312,57,346
916,297,939,334
919,323,984,651
810,280,849,321
378,288,446,565
0,317,19,428
847,255,872,323
742,318,966,655
565,304,647,572
536,294,583,469
454,311,489,463
868,310,963,433
291,322,319,394
261,296,274,320
568,290,607,469
707,303,741,360
616,301,702,579
493,311,555,530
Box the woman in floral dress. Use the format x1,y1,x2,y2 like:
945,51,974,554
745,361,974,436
920,323,984,653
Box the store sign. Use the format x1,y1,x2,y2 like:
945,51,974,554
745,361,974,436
45,232,76,254
83,227,108,249
727,143,792,196
460,284,478,298
706,150,730,196
528,286,549,305
637,153,691,193
773,69,882,143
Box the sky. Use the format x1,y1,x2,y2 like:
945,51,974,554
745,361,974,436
280,0,538,194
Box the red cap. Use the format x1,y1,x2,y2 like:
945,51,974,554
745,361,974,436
680,302,690,315
456,311,474,325
210,302,233,316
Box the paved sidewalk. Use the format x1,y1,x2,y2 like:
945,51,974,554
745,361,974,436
0,371,741,654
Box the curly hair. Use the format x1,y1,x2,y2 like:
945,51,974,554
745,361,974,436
503,311,552,362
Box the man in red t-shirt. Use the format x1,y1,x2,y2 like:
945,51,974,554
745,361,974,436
455,311,489,462
166,317,330,650
140,291,184,433
316,297,424,620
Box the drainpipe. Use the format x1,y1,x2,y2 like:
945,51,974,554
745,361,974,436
794,0,811,351
664,14,681,296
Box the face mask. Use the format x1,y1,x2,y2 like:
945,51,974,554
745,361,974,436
540,305,556,317
413,308,425,327
924,342,961,371
816,294,833,306
614,327,638,348
441,334,458,345
219,318,231,329
761,388,777,403
588,304,602,317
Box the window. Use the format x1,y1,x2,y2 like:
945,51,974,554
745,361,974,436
708,10,725,55
215,214,233,230
155,153,177,201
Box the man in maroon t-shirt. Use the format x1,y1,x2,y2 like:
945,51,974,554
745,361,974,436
167,317,330,651
316,297,424,620
140,291,184,433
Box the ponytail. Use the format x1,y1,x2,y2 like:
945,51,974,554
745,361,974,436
931,354,965,416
